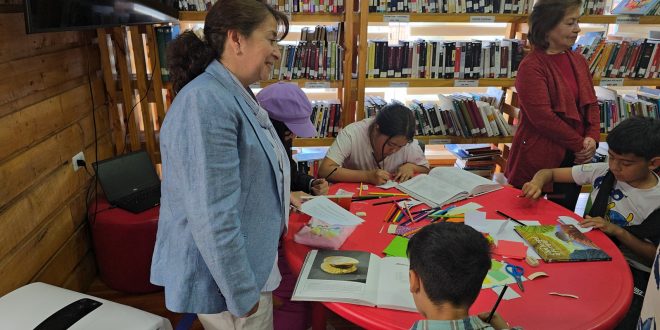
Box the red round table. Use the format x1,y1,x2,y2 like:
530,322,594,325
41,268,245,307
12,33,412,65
283,183,632,330
89,197,161,293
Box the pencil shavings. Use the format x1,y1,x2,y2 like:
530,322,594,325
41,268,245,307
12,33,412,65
549,292,579,299
528,272,548,280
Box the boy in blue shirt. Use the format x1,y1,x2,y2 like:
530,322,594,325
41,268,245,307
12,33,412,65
521,117,660,329
407,222,510,330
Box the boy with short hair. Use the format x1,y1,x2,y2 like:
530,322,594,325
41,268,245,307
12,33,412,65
521,117,660,329
407,222,509,330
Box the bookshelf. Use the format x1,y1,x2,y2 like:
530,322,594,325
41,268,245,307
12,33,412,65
164,4,660,149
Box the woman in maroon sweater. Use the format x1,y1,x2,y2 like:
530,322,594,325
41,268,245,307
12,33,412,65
505,0,600,210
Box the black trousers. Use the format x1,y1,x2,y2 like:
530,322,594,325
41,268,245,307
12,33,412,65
548,151,581,212
614,266,648,330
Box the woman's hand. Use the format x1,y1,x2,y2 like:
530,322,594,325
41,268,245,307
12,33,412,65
368,169,391,186
311,178,329,196
574,137,597,164
394,163,416,182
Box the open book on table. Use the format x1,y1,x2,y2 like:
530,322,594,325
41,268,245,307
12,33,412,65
397,167,502,207
291,249,416,312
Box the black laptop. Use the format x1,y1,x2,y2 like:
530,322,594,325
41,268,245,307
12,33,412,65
93,151,161,214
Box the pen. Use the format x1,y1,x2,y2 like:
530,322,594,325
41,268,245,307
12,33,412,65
496,210,527,226
324,167,338,180
486,285,508,323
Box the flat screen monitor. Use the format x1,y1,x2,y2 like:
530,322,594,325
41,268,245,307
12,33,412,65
24,0,179,34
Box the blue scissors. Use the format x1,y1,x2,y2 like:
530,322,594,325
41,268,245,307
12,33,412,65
505,263,525,292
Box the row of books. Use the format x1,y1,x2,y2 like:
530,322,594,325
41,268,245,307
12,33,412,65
367,0,533,13
178,0,345,13
575,33,660,79
611,0,660,15
364,92,513,138
366,39,525,79
266,0,345,13
310,101,343,137
580,0,606,15
269,25,344,81
596,86,660,133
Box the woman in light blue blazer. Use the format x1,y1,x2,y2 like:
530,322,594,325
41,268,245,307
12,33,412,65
150,1,290,329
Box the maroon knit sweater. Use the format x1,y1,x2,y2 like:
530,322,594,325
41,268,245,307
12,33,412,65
505,49,601,188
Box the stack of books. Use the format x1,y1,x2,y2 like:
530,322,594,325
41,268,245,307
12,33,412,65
446,144,502,178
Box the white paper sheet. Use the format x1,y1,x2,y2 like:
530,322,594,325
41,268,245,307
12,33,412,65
558,216,592,233
377,180,399,189
492,285,522,300
300,196,364,226
464,211,541,259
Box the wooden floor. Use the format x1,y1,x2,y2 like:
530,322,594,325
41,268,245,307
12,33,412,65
86,278,362,330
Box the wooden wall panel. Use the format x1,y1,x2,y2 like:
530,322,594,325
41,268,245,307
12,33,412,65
0,12,113,296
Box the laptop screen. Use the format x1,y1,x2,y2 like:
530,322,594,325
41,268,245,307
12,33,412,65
93,151,160,203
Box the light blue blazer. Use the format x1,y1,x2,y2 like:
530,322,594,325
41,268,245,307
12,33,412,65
151,61,284,316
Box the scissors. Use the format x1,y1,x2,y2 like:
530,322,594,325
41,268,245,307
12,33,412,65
505,263,525,292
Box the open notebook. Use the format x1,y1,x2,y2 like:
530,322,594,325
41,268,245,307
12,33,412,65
398,167,502,207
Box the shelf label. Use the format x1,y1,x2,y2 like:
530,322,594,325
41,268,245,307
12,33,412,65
615,15,640,24
249,82,261,89
470,16,496,23
454,79,479,87
389,81,409,87
304,81,331,88
599,78,624,87
429,139,452,145
383,14,410,22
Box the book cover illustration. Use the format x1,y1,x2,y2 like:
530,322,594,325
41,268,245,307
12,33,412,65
515,224,612,262
307,250,371,284
611,0,660,15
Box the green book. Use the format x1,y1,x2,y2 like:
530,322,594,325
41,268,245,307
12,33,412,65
515,224,611,263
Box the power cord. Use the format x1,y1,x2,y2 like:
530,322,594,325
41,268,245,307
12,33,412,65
77,159,95,177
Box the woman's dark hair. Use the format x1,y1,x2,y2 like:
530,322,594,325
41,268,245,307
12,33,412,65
372,103,416,141
168,0,289,94
528,0,582,50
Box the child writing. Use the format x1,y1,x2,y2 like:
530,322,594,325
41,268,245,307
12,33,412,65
317,103,430,185
407,222,512,330
520,117,660,329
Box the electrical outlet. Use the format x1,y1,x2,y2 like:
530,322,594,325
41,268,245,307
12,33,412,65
72,151,85,172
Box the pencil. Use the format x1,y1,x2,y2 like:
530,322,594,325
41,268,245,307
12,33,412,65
496,210,526,226
383,204,397,222
372,198,408,206
368,192,409,196
359,182,363,197
486,285,508,323
324,167,338,180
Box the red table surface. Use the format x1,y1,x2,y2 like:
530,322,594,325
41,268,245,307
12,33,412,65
283,183,632,330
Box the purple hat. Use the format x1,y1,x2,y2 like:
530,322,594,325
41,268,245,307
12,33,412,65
257,82,317,138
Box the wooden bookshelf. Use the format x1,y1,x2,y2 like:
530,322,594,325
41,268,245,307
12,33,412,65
365,13,660,25
293,135,514,147
364,78,516,88
293,138,336,147
592,78,660,86
367,13,527,23
178,11,345,22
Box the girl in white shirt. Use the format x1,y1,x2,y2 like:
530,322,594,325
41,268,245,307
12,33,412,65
318,104,430,185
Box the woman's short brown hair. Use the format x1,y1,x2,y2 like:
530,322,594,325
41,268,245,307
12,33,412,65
528,0,582,50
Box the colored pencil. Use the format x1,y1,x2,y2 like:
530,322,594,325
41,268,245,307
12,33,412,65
486,285,508,323
368,192,409,196
496,210,526,226
372,198,408,206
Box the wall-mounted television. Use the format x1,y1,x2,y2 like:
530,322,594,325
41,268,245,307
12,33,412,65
24,0,179,34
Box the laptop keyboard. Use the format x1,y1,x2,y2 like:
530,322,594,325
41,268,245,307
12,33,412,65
117,186,160,206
